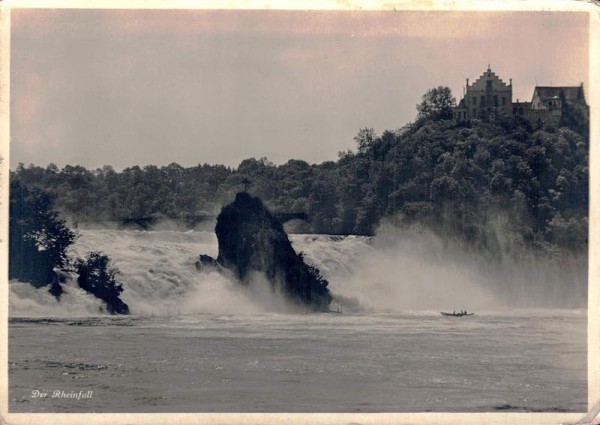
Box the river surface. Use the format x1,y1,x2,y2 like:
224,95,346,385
9,310,586,412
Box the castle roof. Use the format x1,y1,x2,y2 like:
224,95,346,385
533,86,586,105
469,66,510,89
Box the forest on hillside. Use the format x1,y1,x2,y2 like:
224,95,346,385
11,87,589,262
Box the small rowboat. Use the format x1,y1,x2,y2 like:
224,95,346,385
441,312,475,317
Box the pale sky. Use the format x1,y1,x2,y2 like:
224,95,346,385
10,9,589,170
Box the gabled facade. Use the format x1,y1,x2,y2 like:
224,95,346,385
453,67,588,127
453,66,512,121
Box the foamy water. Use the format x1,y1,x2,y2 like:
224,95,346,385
10,230,376,317
10,227,585,317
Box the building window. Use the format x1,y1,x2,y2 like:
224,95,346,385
502,97,506,106
481,96,485,106
494,95,498,107
472,97,476,106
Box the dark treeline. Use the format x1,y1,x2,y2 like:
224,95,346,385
12,87,588,261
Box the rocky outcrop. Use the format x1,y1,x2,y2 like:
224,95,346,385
202,192,332,311
75,252,130,315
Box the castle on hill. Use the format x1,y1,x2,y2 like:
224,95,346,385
452,66,589,127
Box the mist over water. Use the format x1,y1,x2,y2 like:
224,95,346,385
10,280,106,317
293,220,586,312
9,224,586,318
323,230,497,312
331,222,586,312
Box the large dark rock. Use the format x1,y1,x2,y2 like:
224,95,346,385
211,192,332,311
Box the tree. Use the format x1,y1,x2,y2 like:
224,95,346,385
354,128,377,154
75,252,130,315
9,179,77,296
416,86,456,121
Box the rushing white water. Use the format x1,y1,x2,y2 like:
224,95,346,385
9,227,586,317
10,230,372,316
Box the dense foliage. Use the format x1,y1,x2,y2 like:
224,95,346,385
416,86,456,121
11,87,588,261
9,179,76,295
75,252,130,315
